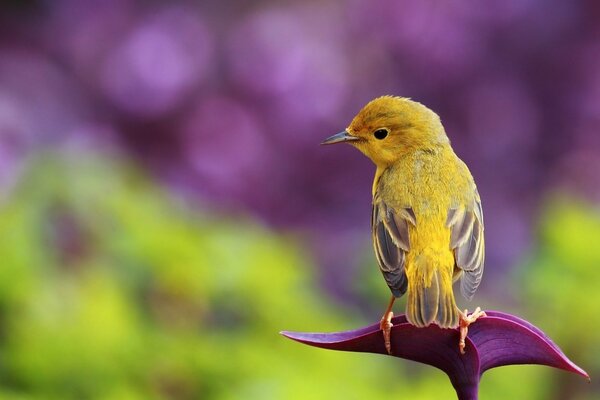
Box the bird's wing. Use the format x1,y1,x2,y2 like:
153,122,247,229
372,201,416,297
446,189,485,300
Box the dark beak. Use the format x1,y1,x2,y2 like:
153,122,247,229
321,131,359,145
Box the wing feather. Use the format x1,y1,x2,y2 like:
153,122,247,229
372,202,414,297
448,190,485,300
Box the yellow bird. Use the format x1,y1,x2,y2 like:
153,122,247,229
322,96,486,354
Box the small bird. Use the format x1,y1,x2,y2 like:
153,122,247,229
322,96,485,354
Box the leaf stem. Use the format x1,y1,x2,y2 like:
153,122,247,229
453,381,478,400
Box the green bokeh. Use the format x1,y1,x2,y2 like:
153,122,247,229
0,153,595,399
518,196,600,400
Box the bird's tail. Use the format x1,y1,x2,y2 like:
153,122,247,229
406,254,459,328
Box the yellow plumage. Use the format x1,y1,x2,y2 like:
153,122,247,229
323,96,485,334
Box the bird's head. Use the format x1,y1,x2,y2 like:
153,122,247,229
322,96,449,167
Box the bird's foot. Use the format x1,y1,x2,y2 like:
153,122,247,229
459,307,486,355
380,311,394,354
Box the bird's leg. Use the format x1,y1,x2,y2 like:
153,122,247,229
380,296,396,354
459,307,487,354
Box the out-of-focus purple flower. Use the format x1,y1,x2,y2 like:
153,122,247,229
100,6,213,117
43,0,135,72
180,95,270,208
569,42,600,128
476,196,532,280
348,0,484,83
458,75,540,274
227,6,348,122
0,52,86,141
0,51,89,194
456,0,540,27
282,311,589,400
463,76,540,163
554,150,600,203
501,0,580,50
551,41,600,202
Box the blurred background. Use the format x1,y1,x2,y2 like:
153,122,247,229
0,0,599,399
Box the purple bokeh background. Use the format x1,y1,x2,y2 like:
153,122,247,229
1,0,599,300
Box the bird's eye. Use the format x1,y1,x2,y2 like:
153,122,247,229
373,128,389,140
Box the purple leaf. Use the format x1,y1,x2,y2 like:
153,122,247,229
281,311,588,400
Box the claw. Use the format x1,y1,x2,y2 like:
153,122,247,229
380,296,396,354
459,307,487,355
380,312,394,354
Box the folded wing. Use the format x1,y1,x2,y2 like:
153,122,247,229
372,202,416,297
446,190,485,300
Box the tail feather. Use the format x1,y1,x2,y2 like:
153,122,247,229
407,268,458,328
420,270,439,324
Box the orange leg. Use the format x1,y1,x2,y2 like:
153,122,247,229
380,296,396,354
459,307,487,354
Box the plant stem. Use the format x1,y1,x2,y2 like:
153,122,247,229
452,381,478,400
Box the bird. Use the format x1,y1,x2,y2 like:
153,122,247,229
322,96,485,354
